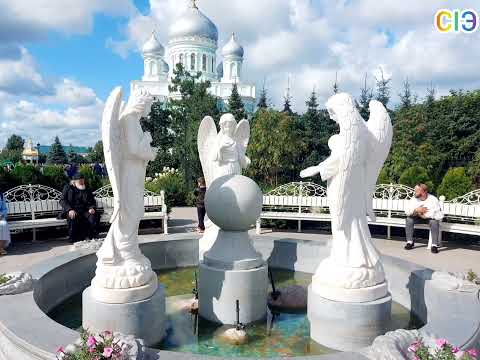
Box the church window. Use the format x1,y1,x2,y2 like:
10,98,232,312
202,54,207,71
191,53,196,70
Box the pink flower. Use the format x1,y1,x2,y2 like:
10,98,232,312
436,338,448,348
103,330,112,337
408,343,419,353
452,347,461,353
467,348,479,358
103,347,114,358
88,346,96,353
87,336,97,348
56,347,65,353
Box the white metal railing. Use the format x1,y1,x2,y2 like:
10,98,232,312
258,182,480,237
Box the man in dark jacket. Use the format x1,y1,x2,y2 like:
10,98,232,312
61,174,98,243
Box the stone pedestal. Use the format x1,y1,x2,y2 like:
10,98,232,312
199,262,268,324
82,285,166,346
308,285,392,351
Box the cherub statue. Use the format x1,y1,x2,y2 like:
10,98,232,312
198,113,250,186
300,93,392,300
91,87,158,301
197,113,251,258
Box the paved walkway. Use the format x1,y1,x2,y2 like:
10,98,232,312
1,207,479,275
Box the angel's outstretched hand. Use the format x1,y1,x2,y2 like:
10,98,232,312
300,166,320,179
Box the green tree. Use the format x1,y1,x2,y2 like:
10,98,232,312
67,145,86,165
11,165,44,186
358,73,373,119
398,166,434,192
301,90,338,170
146,100,176,176
79,164,103,191
227,83,246,120
375,68,391,108
257,85,268,109
5,135,24,151
399,78,414,109
0,149,22,164
47,137,68,165
246,109,306,187
437,167,472,200
87,141,104,163
168,63,219,187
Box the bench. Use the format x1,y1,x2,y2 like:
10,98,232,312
4,184,168,241
256,182,480,243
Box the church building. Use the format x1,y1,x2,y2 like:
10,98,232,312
131,1,256,114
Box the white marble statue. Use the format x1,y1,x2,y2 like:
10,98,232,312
198,113,250,187
197,113,250,258
91,87,158,303
300,93,393,302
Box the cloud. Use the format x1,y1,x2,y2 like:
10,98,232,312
44,79,98,107
0,48,52,96
0,97,103,147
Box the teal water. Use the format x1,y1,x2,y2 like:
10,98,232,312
48,267,422,358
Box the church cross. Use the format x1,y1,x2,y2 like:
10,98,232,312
191,0,198,9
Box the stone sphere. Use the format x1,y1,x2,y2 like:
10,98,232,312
205,175,262,231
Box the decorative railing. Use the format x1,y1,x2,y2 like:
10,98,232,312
266,182,327,197
93,184,160,198
4,184,62,203
262,182,480,224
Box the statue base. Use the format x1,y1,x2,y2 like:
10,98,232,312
308,284,392,351
199,220,218,261
198,262,268,324
91,274,158,304
313,281,389,303
82,284,166,346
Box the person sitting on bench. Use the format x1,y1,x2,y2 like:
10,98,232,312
61,174,98,244
404,183,444,254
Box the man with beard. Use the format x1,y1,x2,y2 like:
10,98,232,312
404,183,444,253
61,174,98,243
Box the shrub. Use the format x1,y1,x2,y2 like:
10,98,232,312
42,165,69,190
79,165,103,191
408,338,478,360
0,274,11,285
145,167,189,209
399,166,434,192
11,165,44,187
437,167,472,201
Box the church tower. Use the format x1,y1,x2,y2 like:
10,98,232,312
221,33,244,83
142,31,169,82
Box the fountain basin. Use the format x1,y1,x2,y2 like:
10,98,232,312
0,234,478,360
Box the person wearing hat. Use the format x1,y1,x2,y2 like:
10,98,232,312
61,174,98,243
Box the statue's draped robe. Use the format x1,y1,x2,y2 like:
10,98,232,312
100,113,155,264
319,127,381,271
212,134,244,178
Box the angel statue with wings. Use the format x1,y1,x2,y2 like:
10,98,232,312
196,113,251,258
300,93,393,302
91,87,158,302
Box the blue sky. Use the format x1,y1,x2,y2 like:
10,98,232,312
0,0,479,148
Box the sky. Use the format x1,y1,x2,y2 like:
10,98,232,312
0,0,479,148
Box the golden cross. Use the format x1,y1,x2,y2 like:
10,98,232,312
191,0,198,9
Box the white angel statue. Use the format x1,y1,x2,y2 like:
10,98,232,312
197,113,251,258
300,93,392,301
198,113,251,187
91,87,158,300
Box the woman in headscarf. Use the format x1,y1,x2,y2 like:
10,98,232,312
0,190,10,256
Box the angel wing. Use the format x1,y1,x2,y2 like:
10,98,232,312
197,116,218,187
365,100,393,221
234,119,250,149
102,87,123,224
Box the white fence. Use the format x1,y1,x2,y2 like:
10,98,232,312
3,184,168,241
257,182,480,238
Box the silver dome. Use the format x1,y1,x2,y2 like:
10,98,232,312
142,32,165,55
169,6,218,42
222,33,244,57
